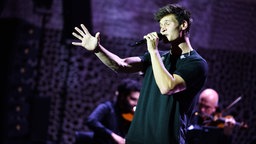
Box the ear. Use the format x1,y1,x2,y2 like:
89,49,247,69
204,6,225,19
180,20,188,31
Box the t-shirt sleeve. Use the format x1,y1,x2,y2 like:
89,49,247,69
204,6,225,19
174,58,208,89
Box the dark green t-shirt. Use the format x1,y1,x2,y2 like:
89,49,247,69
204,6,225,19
126,50,208,144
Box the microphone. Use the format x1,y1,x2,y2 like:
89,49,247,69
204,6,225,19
128,33,165,47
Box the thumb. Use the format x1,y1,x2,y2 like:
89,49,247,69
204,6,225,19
95,32,100,41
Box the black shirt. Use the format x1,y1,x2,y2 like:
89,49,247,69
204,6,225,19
126,50,208,144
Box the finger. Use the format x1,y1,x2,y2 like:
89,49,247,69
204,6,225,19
71,42,81,46
72,32,83,40
152,32,158,37
150,32,159,40
148,35,154,40
144,35,150,40
95,32,100,42
95,32,100,38
75,27,85,36
81,24,90,36
153,33,158,39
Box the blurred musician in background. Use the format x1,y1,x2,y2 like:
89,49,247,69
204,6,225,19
75,79,141,144
187,88,236,144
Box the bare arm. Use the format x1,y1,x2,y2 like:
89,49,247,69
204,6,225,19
144,32,186,95
94,44,143,73
72,24,143,73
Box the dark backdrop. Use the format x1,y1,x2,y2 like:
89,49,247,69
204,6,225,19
0,0,255,144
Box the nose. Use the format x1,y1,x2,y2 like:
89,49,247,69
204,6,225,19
160,27,166,33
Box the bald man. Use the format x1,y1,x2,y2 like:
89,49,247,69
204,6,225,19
198,88,219,116
187,88,235,144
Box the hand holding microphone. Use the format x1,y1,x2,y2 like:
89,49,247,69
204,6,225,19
128,33,165,47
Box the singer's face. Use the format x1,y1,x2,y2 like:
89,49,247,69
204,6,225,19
159,14,181,41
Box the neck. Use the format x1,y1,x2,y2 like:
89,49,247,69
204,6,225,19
170,36,193,54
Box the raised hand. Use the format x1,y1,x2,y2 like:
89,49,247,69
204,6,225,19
143,32,160,53
72,24,100,52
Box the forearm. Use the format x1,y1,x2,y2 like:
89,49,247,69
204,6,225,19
150,50,186,94
150,50,175,94
87,119,126,144
95,44,142,73
87,118,112,136
94,44,126,72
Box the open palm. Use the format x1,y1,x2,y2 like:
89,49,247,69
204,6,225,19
72,24,99,51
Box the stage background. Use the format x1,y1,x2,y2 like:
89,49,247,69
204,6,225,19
0,0,255,143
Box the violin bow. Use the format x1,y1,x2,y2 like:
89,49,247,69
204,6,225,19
221,96,242,114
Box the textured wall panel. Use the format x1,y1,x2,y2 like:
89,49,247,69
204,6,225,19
1,0,256,144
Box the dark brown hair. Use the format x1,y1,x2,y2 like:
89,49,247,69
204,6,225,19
154,4,192,33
